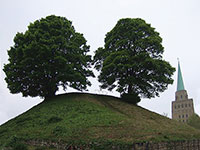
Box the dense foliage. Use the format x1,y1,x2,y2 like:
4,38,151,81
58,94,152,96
187,114,200,130
4,15,94,98
94,18,175,103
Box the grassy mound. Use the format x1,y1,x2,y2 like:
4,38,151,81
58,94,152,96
187,114,200,130
0,93,200,149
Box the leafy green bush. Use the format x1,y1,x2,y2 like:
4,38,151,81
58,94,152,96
121,93,141,105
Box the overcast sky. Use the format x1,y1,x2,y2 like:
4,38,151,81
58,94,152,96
1,0,200,125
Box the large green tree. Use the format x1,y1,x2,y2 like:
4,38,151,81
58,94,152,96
94,18,175,104
4,15,94,99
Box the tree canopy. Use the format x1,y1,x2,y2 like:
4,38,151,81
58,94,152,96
4,15,94,99
94,18,175,104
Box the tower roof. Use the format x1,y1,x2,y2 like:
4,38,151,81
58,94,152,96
177,61,185,91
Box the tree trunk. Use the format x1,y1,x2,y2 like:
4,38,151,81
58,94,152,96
44,84,57,100
128,85,133,94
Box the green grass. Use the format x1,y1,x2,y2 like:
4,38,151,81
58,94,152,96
187,114,200,130
1,93,200,149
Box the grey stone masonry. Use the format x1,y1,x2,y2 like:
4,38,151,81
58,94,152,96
172,90,194,123
26,139,200,150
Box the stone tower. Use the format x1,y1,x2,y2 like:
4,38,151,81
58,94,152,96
172,61,194,123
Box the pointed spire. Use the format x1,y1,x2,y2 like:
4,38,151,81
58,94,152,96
177,60,185,91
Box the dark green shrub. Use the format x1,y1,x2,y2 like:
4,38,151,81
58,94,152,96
121,93,141,105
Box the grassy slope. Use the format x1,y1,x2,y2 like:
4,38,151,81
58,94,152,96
0,93,200,148
187,114,200,130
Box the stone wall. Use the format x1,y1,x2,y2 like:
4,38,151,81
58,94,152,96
26,139,200,150
133,140,200,150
